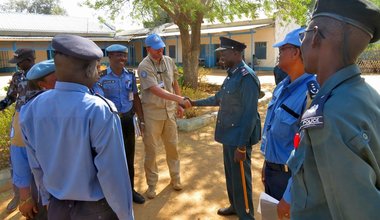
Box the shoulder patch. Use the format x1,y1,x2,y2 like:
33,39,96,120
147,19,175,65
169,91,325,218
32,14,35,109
99,69,107,78
141,71,148,78
307,80,320,99
300,91,331,130
95,94,118,113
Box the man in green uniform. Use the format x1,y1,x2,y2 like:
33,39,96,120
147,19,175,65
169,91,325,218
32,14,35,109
289,0,380,219
137,34,191,199
190,37,261,219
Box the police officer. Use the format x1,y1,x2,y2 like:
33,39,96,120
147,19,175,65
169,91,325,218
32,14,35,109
137,34,191,199
14,60,56,219
288,0,380,219
259,27,318,219
0,48,35,213
19,34,134,219
93,44,145,204
190,37,261,219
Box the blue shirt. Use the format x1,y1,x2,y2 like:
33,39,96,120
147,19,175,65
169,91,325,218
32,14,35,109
19,81,134,220
261,74,316,164
93,67,138,113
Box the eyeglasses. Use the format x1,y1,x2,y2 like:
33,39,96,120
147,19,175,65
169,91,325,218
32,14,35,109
279,45,298,53
299,26,326,42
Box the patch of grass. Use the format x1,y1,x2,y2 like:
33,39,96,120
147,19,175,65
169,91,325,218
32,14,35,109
0,105,14,170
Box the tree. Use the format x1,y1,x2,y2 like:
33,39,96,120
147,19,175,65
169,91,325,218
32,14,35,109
83,0,378,88
84,0,261,88
0,0,67,15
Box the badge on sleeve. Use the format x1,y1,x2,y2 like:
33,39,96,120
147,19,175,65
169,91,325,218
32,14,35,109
141,71,148,78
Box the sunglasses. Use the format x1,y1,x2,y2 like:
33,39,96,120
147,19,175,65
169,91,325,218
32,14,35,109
299,26,326,42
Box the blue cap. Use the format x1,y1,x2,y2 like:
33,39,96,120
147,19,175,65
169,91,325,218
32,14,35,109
52,34,103,60
145,34,165,50
273,27,305,48
27,59,55,80
106,44,128,53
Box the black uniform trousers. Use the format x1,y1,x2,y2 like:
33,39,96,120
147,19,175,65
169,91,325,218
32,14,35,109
264,162,291,201
119,110,136,189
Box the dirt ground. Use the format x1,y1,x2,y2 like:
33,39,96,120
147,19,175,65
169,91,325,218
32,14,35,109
0,84,274,220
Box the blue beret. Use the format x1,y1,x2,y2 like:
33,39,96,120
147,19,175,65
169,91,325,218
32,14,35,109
106,44,128,53
145,34,165,50
52,34,103,60
216,37,247,52
312,0,380,43
27,59,55,80
273,27,305,48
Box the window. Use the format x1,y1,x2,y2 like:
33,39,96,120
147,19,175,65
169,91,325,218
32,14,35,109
169,45,176,58
0,51,10,68
255,42,267,59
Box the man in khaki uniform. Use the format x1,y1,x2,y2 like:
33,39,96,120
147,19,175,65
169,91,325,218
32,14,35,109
137,33,191,199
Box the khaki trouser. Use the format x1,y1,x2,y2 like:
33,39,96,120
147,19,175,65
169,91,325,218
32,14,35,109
10,111,25,147
143,115,180,186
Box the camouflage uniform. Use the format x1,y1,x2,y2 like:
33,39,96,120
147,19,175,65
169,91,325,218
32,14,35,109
0,70,29,112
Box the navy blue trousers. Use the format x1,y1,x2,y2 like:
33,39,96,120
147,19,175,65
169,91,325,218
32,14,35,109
223,145,254,220
264,163,291,201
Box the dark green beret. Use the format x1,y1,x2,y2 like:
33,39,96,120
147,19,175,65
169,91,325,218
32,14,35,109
312,0,380,43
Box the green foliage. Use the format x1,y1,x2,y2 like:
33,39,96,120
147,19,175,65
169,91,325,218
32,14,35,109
0,0,67,15
0,105,14,169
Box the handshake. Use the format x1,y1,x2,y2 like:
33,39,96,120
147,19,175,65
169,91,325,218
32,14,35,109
178,96,194,109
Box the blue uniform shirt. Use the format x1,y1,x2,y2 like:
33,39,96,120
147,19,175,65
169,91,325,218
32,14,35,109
19,81,134,220
261,73,316,164
93,67,138,113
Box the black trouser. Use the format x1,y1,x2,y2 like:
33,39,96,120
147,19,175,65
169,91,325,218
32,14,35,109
48,197,117,220
264,161,292,201
120,110,136,189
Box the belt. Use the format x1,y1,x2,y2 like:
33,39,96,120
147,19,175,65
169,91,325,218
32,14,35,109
118,109,134,119
265,161,289,173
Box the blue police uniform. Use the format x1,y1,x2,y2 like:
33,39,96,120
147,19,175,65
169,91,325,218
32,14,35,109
260,74,316,201
20,82,134,219
93,67,139,189
19,34,134,219
194,61,261,219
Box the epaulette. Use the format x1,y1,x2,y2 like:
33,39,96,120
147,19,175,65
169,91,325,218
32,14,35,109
241,67,250,77
307,80,320,99
300,91,331,130
95,93,118,113
99,69,107,78
127,68,134,74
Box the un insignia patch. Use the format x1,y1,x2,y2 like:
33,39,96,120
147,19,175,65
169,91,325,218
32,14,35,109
141,71,148,78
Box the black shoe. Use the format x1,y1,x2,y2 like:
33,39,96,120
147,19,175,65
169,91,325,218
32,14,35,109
6,195,20,213
217,206,236,216
133,190,145,204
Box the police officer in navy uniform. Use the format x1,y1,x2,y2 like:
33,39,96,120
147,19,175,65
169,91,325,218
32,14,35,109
190,37,261,219
93,44,145,204
19,35,134,219
288,0,380,219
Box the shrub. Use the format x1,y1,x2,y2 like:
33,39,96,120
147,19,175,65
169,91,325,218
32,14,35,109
0,105,14,169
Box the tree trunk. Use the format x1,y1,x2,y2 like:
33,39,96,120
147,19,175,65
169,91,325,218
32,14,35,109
177,16,202,89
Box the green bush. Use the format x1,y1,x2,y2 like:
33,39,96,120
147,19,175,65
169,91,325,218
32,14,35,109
0,105,14,169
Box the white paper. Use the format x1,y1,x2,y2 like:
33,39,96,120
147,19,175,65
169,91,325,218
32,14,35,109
257,192,279,220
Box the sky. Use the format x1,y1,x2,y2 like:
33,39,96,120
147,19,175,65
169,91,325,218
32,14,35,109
61,0,143,30
0,0,143,30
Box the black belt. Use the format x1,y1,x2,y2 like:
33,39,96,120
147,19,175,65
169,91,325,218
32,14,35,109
118,109,134,119
265,161,289,173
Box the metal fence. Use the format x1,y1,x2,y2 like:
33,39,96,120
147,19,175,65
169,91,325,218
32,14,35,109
357,49,380,73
